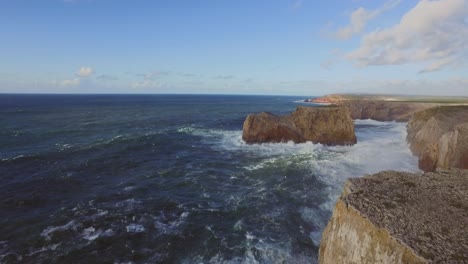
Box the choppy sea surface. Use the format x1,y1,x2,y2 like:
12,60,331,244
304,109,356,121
0,94,419,263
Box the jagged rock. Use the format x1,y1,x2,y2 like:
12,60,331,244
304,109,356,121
242,106,356,146
407,106,468,172
319,169,468,264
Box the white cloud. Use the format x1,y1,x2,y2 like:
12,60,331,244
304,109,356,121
419,56,456,73
76,66,94,77
335,0,401,40
347,0,468,72
53,78,81,87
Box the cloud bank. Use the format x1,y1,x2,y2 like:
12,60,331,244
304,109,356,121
76,67,94,77
346,0,468,72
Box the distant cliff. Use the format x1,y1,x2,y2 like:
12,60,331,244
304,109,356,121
242,106,356,146
309,95,439,122
407,106,468,172
338,100,437,122
319,169,468,264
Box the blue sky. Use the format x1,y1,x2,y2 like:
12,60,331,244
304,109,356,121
1,0,467,95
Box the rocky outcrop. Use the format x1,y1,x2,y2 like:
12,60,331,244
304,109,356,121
407,106,468,172
308,94,392,104
320,169,468,264
307,94,347,104
242,106,356,145
242,112,304,144
308,95,438,122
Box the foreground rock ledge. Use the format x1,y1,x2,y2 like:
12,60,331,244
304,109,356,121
242,106,357,146
407,105,468,172
319,169,468,264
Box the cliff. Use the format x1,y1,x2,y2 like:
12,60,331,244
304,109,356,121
338,100,437,122
306,94,347,104
319,169,468,264
308,95,439,122
242,106,357,146
407,106,468,172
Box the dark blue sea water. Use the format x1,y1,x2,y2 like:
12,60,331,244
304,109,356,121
0,94,419,263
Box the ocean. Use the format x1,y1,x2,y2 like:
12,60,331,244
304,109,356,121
0,94,419,263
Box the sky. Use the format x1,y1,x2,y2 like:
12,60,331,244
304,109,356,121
1,0,467,96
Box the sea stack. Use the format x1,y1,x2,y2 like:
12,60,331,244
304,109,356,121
242,106,357,146
319,169,468,264
407,105,468,172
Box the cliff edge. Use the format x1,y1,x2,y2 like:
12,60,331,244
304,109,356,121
407,106,468,172
309,94,440,122
242,106,356,146
319,169,468,264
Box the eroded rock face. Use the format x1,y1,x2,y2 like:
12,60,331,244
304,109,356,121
242,106,356,146
242,112,304,144
320,169,468,264
407,106,468,172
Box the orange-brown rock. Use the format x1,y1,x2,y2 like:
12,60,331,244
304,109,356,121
242,106,356,146
407,106,468,172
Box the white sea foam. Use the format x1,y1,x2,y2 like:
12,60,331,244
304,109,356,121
82,227,102,241
177,120,418,263
1,155,26,162
123,186,136,192
55,143,73,150
154,212,189,235
188,120,418,181
177,126,196,134
41,220,80,241
185,234,314,264
126,224,145,233
27,243,61,257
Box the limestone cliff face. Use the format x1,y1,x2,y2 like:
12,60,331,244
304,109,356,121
407,106,468,172
242,106,356,146
319,199,425,264
320,169,468,264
